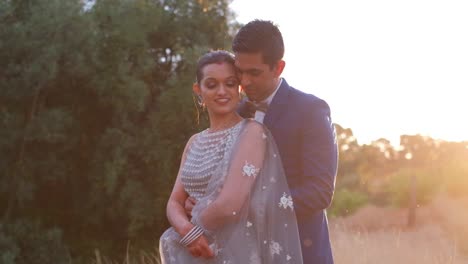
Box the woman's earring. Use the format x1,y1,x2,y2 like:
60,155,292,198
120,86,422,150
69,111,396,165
197,94,204,107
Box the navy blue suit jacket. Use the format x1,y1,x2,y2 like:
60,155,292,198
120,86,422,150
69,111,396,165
239,79,338,264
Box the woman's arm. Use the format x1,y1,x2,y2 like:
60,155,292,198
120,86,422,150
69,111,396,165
195,121,266,231
166,135,195,236
166,177,193,235
165,135,214,258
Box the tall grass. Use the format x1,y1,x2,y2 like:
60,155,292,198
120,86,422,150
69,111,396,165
331,223,464,264
92,246,161,264
331,194,468,264
95,194,468,264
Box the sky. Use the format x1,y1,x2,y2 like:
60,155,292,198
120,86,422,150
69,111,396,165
229,0,468,146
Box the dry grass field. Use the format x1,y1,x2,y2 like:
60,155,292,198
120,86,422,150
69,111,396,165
94,194,468,264
330,194,468,264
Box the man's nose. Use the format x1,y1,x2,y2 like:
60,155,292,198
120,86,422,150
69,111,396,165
240,74,251,87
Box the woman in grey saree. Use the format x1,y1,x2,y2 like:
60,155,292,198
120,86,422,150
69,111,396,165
159,50,303,264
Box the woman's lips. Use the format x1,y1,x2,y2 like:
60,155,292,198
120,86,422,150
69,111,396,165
215,98,230,105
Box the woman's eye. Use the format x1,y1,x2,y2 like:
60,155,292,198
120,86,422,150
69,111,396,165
226,80,239,87
206,83,217,89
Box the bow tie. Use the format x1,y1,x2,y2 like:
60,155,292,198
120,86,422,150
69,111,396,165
245,100,269,118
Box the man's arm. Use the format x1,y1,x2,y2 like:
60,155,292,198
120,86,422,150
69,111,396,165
184,196,196,218
291,99,338,218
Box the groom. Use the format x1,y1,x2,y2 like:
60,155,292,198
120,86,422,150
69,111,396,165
185,20,338,263
233,20,338,264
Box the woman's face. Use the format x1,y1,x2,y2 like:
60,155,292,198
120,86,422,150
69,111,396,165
194,62,240,116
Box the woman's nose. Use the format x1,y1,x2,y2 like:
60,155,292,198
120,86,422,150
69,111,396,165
217,84,228,95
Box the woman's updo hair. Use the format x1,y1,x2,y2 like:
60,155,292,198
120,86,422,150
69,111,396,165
196,50,236,84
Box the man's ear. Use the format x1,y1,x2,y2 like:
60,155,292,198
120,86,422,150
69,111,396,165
274,60,286,77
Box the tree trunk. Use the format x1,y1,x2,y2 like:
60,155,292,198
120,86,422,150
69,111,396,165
407,174,417,227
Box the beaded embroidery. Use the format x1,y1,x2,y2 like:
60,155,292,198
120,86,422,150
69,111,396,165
180,121,242,200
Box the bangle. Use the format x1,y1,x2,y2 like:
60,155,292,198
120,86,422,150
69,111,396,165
179,225,204,247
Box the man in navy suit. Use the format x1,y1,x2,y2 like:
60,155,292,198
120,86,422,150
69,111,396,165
233,20,339,264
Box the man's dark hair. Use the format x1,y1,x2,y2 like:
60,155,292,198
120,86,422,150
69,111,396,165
196,50,235,84
232,20,284,69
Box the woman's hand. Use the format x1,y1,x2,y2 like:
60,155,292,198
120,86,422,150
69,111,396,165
186,235,214,259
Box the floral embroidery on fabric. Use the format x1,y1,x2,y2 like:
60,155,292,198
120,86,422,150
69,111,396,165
279,192,294,210
209,243,221,256
246,221,253,227
243,161,260,177
287,254,292,261
249,251,261,264
270,240,283,256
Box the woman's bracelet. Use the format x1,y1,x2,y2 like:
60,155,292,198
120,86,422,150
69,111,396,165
179,225,204,247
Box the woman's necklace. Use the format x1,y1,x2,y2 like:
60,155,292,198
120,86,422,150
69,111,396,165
208,115,242,133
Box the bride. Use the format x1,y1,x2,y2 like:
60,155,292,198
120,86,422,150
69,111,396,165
159,50,303,263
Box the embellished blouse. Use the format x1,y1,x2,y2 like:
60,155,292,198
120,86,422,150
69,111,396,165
180,121,242,200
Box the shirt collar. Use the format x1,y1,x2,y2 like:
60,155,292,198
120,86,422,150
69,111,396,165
262,78,283,105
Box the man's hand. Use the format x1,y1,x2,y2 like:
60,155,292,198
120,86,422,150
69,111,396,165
184,197,197,218
186,235,214,259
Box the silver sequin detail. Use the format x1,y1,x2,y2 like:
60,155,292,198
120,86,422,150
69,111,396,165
181,121,242,200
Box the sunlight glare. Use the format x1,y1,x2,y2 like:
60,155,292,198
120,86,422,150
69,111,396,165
230,0,468,145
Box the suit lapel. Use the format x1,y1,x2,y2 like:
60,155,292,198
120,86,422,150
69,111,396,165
264,79,290,129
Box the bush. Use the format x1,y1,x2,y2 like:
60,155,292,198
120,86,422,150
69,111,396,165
329,188,368,217
387,168,441,208
441,161,468,198
0,220,70,264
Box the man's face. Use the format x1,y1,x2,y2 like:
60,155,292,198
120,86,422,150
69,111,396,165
234,52,279,102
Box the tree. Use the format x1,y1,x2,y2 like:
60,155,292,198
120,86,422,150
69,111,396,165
0,0,238,261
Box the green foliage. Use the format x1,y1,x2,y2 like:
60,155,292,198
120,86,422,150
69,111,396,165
0,220,70,264
329,188,368,217
387,168,441,207
440,159,468,198
333,130,467,217
1,0,466,262
1,0,237,262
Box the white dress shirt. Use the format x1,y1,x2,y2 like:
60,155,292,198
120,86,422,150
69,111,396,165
254,78,283,123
